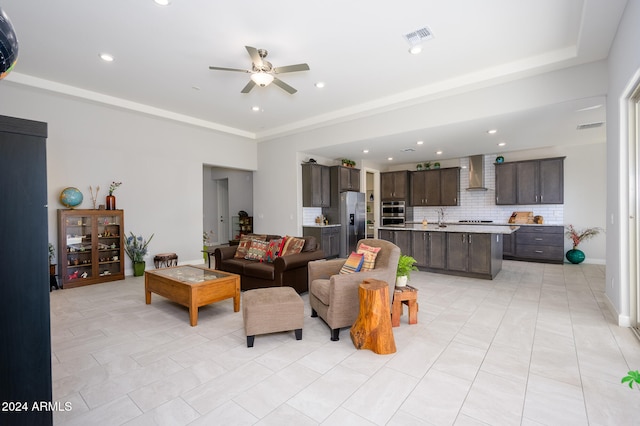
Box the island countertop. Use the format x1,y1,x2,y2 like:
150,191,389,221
378,223,519,234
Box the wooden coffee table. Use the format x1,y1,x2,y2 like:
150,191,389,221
144,265,240,326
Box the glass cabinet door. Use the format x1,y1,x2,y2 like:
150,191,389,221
64,214,93,281
97,214,122,277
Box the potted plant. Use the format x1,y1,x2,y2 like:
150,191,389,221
424,161,432,170
396,254,418,287
341,159,356,167
565,224,603,264
124,232,154,276
203,230,214,261
622,370,640,389
433,162,441,169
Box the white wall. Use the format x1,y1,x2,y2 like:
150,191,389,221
0,83,257,273
606,0,640,322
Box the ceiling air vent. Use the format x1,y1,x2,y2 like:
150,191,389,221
403,26,434,46
577,122,604,130
401,148,415,152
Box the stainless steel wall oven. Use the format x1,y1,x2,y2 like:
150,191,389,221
381,201,405,226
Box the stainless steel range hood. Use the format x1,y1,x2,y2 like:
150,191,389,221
467,155,488,191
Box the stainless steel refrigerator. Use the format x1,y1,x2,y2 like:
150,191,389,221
339,191,366,257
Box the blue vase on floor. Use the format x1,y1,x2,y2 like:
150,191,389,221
566,248,585,264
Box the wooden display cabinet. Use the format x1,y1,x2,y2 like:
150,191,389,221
57,209,125,288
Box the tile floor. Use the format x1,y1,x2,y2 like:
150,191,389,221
50,261,640,425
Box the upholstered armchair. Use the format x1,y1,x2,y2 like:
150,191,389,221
308,239,401,341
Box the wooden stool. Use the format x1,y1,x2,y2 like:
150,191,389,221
154,253,178,268
392,285,418,327
350,279,396,354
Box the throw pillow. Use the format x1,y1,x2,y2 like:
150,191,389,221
244,239,269,261
280,236,305,256
339,252,364,274
265,238,283,263
357,243,381,271
234,234,266,258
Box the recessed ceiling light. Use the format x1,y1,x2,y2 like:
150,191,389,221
487,129,497,134
315,82,325,88
153,0,171,5
416,140,424,145
251,106,261,112
408,46,422,55
388,157,393,161
99,53,114,62
363,149,369,153
497,142,506,147
435,150,443,155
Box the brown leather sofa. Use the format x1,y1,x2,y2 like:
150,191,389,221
214,235,325,293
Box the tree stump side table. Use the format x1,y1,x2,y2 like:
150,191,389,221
350,278,396,355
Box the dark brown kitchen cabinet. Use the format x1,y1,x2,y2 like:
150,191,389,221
333,165,360,192
381,171,408,201
495,162,517,205
495,157,564,205
412,231,446,269
512,226,564,264
447,232,502,277
303,226,340,259
410,167,459,206
502,232,515,257
378,229,411,255
302,163,331,207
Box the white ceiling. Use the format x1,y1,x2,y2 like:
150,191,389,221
0,0,628,164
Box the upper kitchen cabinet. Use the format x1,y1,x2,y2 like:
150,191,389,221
302,163,331,207
381,171,408,202
409,167,459,206
332,165,360,192
495,157,564,205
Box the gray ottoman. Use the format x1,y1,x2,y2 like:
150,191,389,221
242,287,304,347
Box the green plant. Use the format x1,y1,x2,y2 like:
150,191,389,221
48,243,55,263
622,370,640,389
397,254,418,279
424,161,432,169
108,181,122,196
341,159,355,167
124,232,154,263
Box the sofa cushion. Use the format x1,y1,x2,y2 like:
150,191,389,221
281,236,305,256
243,262,275,281
245,239,269,261
310,278,331,306
302,236,317,252
339,252,364,274
265,238,283,263
357,243,381,271
220,258,252,275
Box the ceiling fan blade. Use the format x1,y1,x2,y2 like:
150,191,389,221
245,46,263,68
209,66,251,73
241,80,256,93
273,63,310,74
272,77,297,94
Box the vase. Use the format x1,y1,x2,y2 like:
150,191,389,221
396,275,408,287
133,261,146,276
496,155,505,164
566,248,585,264
106,195,116,210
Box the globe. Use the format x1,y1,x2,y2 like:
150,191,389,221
0,7,19,80
60,187,83,208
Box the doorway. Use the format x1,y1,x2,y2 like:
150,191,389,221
630,81,640,337
363,168,380,239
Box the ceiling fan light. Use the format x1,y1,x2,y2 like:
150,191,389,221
251,72,274,87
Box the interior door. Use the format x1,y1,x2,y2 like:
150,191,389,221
216,179,229,243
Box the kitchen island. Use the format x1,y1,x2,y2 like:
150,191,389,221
378,223,519,279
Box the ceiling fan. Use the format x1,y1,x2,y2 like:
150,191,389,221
209,46,310,94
